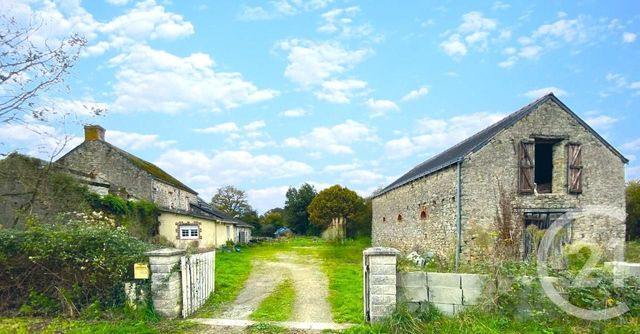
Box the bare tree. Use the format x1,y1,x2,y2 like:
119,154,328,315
0,14,98,123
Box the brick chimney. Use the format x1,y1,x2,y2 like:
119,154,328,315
84,125,105,141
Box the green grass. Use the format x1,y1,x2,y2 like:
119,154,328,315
245,322,288,334
342,306,640,334
194,237,368,323
250,279,296,321
0,317,201,334
626,240,640,262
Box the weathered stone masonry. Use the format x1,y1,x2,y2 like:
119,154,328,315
372,95,627,262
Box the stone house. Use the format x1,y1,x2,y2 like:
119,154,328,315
56,125,252,247
372,94,627,263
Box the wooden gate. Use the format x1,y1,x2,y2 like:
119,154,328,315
181,251,215,317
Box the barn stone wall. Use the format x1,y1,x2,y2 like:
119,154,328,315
57,141,154,201
461,99,626,260
372,99,626,262
372,165,458,259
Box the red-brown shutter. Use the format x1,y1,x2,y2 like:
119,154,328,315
567,143,583,194
519,141,535,194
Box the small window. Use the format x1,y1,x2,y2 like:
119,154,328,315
179,225,199,240
420,209,428,220
382,217,386,223
397,214,403,222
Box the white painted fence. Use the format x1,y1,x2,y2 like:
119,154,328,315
181,251,215,317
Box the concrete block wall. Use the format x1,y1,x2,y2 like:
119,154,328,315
363,247,399,323
397,272,488,316
145,248,186,318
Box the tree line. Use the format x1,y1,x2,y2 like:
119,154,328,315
210,183,371,238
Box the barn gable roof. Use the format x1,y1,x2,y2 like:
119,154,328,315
374,93,628,197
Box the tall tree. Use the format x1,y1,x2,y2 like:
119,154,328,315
307,185,369,237
284,183,317,235
211,185,253,218
627,180,640,240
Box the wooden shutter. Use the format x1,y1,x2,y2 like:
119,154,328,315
567,143,583,194
519,141,535,194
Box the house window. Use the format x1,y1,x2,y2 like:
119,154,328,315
534,142,553,193
179,225,199,240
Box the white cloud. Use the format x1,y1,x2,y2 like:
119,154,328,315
106,130,175,150
154,149,314,201
0,121,82,159
492,1,511,10
458,11,497,33
278,39,370,87
440,12,497,57
585,115,618,130
108,45,278,113
533,17,587,44
283,120,376,155
623,32,637,43
246,186,290,213
314,79,368,104
518,45,542,59
318,6,373,39
522,87,567,99
244,120,266,131
498,56,517,68
366,98,399,117
238,0,333,21
623,139,640,151
194,122,240,134
401,86,429,102
440,34,468,57
341,169,384,184
106,0,129,5
324,163,359,172
279,108,308,117
101,0,194,41
385,112,505,159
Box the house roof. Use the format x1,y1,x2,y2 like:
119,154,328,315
58,139,198,194
374,93,628,198
189,197,254,228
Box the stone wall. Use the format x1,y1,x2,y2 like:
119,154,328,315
363,247,399,322
153,180,197,212
372,165,458,258
461,99,626,259
372,98,626,261
146,248,185,318
57,141,154,201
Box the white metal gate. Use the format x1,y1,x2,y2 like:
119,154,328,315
181,251,215,317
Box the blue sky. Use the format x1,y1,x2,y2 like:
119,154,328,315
1,0,639,212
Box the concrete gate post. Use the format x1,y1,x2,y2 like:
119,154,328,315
363,247,399,323
145,248,185,318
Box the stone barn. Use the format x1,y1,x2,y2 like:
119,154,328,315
372,93,627,264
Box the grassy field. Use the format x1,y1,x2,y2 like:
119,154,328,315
626,240,640,262
194,236,368,323
0,317,202,334
250,279,296,321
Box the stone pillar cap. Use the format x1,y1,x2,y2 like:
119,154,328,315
145,248,186,257
363,247,400,256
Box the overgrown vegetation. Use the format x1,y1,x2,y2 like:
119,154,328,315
627,180,640,240
0,316,202,334
627,240,640,262
83,192,160,240
250,279,295,321
0,222,151,316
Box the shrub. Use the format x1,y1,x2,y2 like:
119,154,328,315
0,223,151,316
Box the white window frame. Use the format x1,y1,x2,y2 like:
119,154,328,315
179,225,199,240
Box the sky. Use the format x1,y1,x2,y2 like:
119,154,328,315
1,0,639,213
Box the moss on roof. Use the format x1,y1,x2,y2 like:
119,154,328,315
113,145,197,194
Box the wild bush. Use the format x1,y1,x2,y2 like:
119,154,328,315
0,223,151,316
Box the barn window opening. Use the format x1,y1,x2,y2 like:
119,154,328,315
535,142,553,193
382,217,386,222
397,214,403,222
420,209,428,220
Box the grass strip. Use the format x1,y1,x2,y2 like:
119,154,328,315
250,278,296,321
